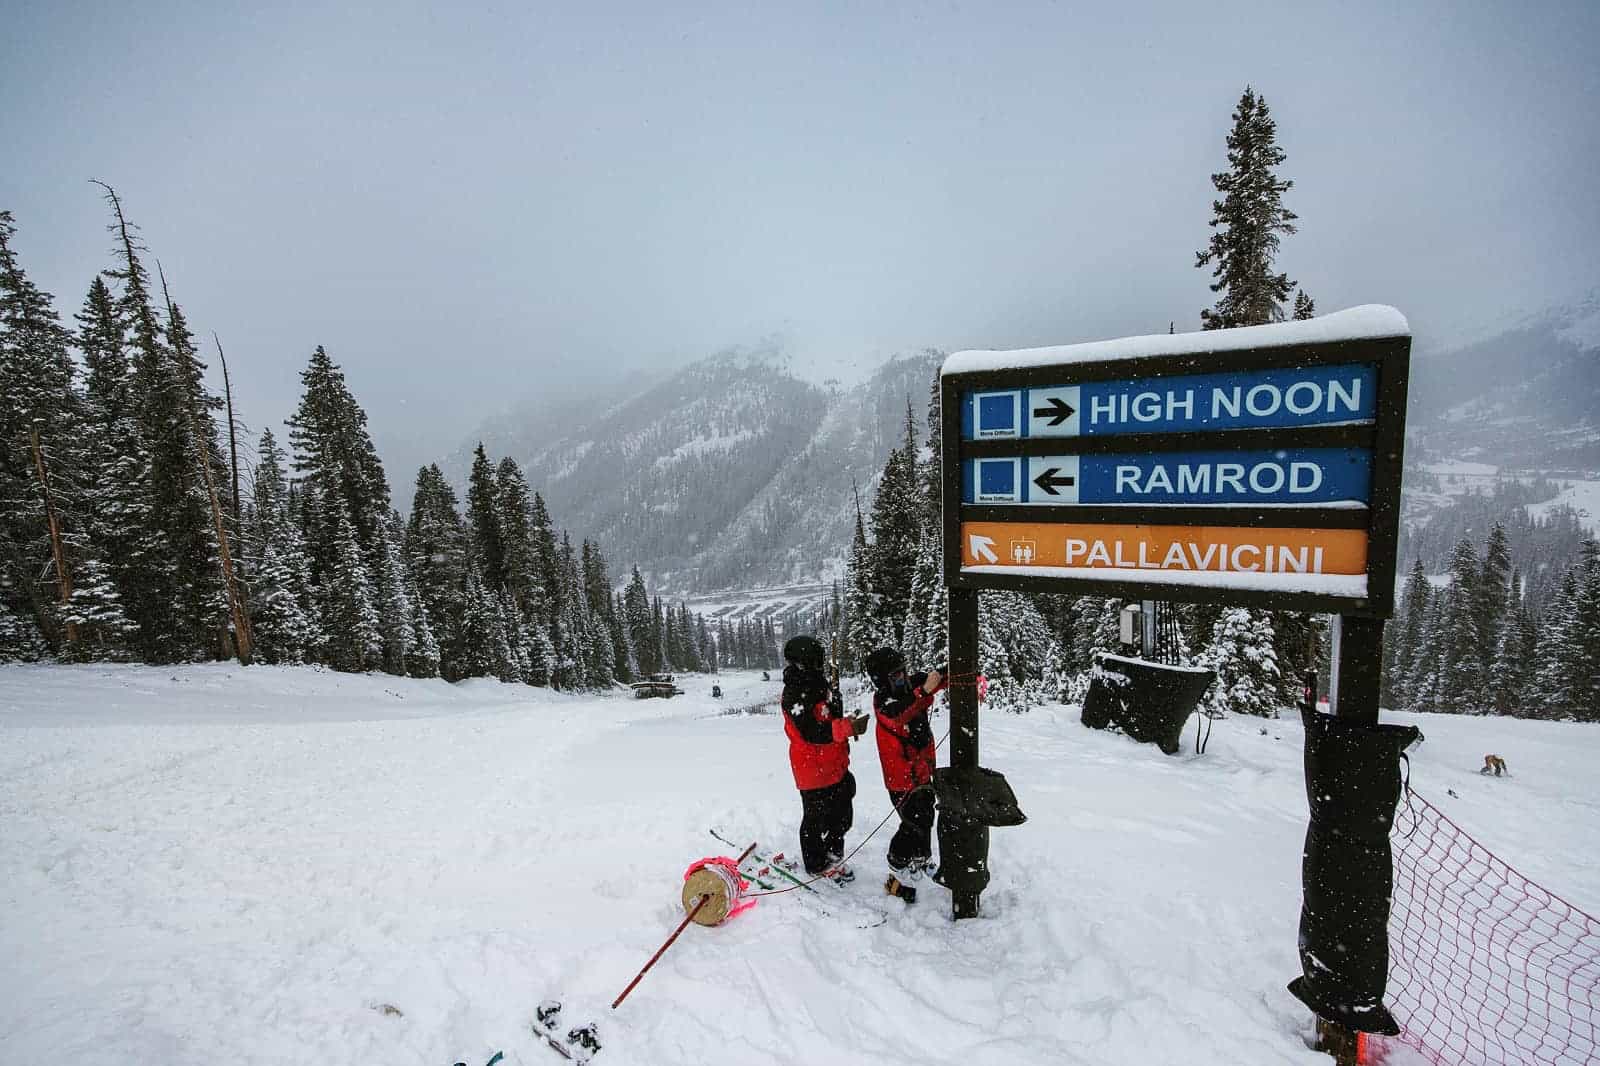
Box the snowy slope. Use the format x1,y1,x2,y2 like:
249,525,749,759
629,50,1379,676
2,665,1596,1066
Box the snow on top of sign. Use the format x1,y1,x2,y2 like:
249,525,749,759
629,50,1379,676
962,564,1371,598
1096,652,1215,675
942,305,1409,376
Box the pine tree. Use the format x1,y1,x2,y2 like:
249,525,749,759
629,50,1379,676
1270,612,1320,707
1387,560,1431,710
465,444,505,592
1477,523,1512,668
60,556,136,659
373,516,416,675
1487,584,1534,716
976,590,1050,713
921,368,944,532
1292,290,1316,320
843,504,879,667
494,457,547,625
457,565,509,680
405,557,441,679
529,492,562,630
0,210,81,651
286,345,391,586
245,431,319,664
579,540,617,685
623,566,655,677
74,274,149,644
157,295,232,658
1201,607,1281,717
322,506,382,673
1195,87,1300,329
406,465,467,677
868,402,924,644
0,598,48,661
1436,538,1486,713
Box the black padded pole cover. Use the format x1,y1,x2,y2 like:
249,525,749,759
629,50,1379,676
1287,708,1421,1035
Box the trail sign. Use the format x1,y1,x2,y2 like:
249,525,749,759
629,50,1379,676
940,307,1410,615
963,447,1371,507
962,362,1377,440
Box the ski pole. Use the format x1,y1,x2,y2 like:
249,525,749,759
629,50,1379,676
611,841,756,1010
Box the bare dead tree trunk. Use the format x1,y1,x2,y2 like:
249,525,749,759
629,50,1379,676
30,423,76,645
157,264,254,665
213,333,242,530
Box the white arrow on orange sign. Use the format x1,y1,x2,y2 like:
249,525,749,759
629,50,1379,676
969,534,999,563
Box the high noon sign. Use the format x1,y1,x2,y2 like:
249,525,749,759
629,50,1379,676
940,307,1411,616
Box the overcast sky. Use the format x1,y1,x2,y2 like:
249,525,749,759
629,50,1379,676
5,0,1598,482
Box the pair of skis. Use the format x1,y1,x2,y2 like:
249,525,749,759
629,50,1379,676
709,827,913,927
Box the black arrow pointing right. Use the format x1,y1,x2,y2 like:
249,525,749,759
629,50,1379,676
1032,468,1076,496
1032,396,1076,426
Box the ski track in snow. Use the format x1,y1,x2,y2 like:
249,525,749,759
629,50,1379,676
2,663,1596,1066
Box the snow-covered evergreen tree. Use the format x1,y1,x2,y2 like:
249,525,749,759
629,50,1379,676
1436,538,1486,713
843,505,880,668
60,556,135,660
465,444,505,592
403,552,440,679
977,590,1054,713
373,516,415,675
1201,607,1281,717
868,402,922,644
246,430,319,665
1477,523,1512,668
0,599,47,661
406,465,467,677
1386,559,1431,710
1487,583,1535,716
1195,87,1300,329
0,210,82,654
322,507,382,673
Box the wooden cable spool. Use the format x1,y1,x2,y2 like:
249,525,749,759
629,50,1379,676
612,842,757,1010
681,862,743,927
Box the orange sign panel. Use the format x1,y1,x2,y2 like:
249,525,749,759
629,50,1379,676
960,522,1367,575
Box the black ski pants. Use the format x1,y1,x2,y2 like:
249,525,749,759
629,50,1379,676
799,772,855,874
887,785,935,872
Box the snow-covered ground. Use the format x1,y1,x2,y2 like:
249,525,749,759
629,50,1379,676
3,664,1596,1066
1526,478,1600,535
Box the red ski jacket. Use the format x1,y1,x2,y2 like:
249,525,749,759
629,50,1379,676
780,665,853,791
874,678,944,794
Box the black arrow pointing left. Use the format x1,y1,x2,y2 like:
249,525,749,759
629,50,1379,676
1033,468,1076,496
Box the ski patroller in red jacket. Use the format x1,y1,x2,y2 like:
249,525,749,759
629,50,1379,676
780,664,854,791
874,674,946,794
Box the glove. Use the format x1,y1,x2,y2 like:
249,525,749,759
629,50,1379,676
921,669,943,694
850,714,870,737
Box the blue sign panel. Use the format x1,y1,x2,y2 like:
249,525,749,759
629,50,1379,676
961,364,1377,439
962,447,1371,506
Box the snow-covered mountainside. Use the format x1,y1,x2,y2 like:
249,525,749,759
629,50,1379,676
1408,293,1600,471
452,348,941,594
3,664,1595,1066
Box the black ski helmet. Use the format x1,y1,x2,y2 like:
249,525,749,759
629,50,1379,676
863,646,906,690
783,634,827,671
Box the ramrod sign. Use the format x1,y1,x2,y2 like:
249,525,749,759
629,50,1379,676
940,307,1411,616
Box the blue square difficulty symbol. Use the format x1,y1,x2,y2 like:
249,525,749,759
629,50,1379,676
978,459,1017,498
978,393,1017,434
